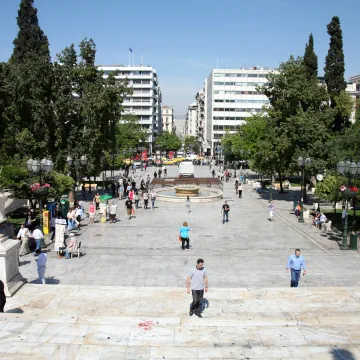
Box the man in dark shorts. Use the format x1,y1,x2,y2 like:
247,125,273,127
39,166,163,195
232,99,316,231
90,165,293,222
125,198,133,220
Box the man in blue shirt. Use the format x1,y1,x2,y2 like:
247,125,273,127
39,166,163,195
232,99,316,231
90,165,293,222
286,248,306,287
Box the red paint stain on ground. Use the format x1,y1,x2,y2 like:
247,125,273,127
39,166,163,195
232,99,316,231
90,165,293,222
138,320,154,331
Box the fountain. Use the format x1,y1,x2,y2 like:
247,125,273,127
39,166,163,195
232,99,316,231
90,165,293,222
174,185,200,197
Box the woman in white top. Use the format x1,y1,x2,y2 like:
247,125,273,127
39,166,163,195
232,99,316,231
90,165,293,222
109,201,117,223
186,196,191,214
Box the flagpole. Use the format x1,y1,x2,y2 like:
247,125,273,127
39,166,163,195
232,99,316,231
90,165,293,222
141,48,144,66
133,51,135,66
128,49,130,66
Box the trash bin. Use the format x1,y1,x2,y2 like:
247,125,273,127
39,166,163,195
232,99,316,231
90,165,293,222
293,201,298,211
59,199,69,218
350,233,358,250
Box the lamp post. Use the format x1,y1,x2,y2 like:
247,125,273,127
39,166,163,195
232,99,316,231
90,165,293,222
337,160,360,250
67,155,88,193
27,158,54,233
297,157,311,223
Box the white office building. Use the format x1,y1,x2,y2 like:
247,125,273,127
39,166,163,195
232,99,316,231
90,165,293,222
347,75,360,123
162,106,175,133
185,103,197,137
98,65,162,152
205,67,276,154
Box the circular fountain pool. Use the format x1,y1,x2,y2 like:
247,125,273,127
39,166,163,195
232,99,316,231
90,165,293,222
155,186,223,203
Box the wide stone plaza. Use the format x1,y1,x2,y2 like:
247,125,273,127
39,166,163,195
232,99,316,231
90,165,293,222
2,165,360,359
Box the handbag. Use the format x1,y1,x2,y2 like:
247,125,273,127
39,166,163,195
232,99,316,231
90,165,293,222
178,235,182,242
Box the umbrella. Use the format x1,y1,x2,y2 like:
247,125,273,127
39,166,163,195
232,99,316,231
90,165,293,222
100,194,112,202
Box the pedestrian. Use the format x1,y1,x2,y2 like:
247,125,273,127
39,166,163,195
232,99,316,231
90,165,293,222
143,191,149,209
119,184,124,200
17,224,30,256
36,249,47,284
238,182,243,198
186,259,208,318
164,166,167,176
81,184,86,201
158,169,162,178
286,249,306,288
186,196,191,214
32,225,44,254
0,280,5,313
134,191,140,209
234,179,239,195
125,197,133,220
151,190,157,209
93,192,101,211
180,221,191,250
50,215,56,241
268,200,275,221
212,169,215,178
65,233,77,259
133,163,137,173
342,205,347,228
109,200,117,223
89,201,96,225
221,201,230,224
111,182,116,197
154,171,157,179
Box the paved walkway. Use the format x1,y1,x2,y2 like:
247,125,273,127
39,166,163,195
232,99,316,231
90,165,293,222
17,165,360,288
2,284,360,359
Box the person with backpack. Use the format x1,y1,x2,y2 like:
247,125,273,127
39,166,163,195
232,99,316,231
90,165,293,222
89,202,96,225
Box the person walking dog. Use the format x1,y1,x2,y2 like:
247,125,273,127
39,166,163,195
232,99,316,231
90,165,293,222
186,259,208,318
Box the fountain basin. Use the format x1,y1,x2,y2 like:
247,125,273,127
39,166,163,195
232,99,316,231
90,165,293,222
155,187,223,203
174,185,200,197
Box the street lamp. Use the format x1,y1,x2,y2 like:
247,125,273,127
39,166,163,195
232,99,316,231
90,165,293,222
26,157,54,235
297,157,311,223
67,155,88,191
337,160,360,249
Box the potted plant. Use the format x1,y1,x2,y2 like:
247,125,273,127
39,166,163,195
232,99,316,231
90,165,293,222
30,183,51,198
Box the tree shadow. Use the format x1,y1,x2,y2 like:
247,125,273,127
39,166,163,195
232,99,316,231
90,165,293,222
331,347,356,359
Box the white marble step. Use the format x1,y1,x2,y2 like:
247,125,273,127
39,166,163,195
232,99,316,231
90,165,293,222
2,285,360,359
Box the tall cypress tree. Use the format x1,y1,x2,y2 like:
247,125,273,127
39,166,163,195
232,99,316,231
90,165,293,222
324,16,346,105
303,33,318,79
12,0,49,63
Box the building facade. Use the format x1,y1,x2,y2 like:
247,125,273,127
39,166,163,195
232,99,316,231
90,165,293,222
347,75,360,123
195,89,206,152
185,103,197,137
161,106,175,133
98,65,162,152
205,67,276,154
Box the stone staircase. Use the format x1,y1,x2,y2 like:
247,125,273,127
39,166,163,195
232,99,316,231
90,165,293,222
1,285,360,359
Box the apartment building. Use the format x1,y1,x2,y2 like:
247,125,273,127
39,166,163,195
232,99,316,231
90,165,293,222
347,75,360,123
185,103,197,137
195,89,206,151
162,106,175,133
205,67,276,154
98,65,162,152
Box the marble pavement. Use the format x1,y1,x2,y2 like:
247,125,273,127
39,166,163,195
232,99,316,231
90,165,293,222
2,165,360,359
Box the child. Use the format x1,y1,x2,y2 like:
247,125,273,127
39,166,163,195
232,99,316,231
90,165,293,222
268,201,275,221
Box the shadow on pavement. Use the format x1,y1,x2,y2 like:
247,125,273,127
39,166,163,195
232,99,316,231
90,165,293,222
331,347,356,359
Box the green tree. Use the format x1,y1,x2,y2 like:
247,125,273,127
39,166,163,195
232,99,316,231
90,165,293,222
11,0,50,64
324,16,347,131
303,33,318,79
258,56,334,191
184,135,200,153
156,132,182,152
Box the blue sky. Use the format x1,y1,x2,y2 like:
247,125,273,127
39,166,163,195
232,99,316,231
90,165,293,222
1,0,359,118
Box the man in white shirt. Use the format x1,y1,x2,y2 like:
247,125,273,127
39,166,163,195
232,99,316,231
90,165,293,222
17,224,30,256
32,226,44,255
35,249,47,284
319,213,327,227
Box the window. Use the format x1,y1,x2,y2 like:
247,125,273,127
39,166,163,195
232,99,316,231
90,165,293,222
214,73,220,77
237,73,247,77
166,110,168,114
214,82,224,85
225,73,232,77
142,80,150,84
